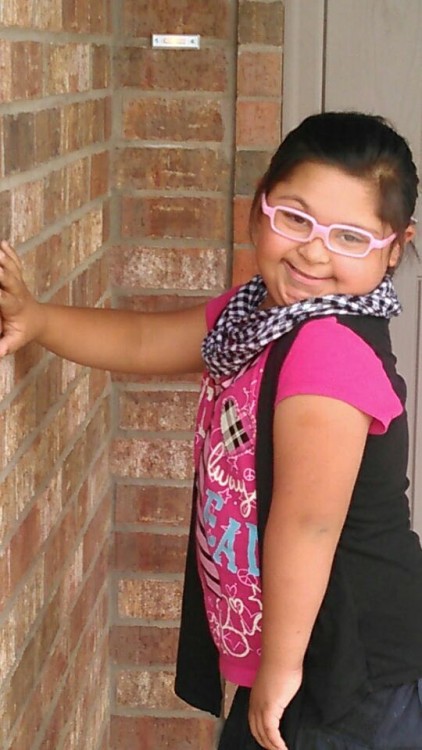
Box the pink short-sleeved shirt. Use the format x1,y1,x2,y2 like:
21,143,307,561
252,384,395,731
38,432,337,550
194,293,403,687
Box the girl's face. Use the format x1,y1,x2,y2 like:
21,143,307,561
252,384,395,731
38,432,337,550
255,161,405,308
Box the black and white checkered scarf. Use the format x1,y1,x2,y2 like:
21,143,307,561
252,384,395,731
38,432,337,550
202,274,401,380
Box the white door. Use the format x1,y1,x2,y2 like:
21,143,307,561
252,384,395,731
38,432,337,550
282,0,422,533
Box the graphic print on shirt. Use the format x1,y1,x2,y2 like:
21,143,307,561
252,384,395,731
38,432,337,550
195,365,265,682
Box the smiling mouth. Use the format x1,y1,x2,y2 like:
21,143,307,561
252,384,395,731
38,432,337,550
286,261,330,282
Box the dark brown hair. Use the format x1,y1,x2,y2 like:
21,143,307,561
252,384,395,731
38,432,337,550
250,111,419,251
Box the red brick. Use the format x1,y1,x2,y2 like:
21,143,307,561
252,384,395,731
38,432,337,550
121,196,226,241
44,167,66,224
10,505,41,588
93,45,111,88
83,492,112,574
117,47,228,91
123,98,224,141
35,234,71,296
110,716,217,750
116,146,229,191
11,42,43,100
238,50,283,97
110,625,179,665
115,484,192,526
114,531,187,573
236,100,282,148
62,0,90,34
234,196,253,245
91,150,110,199
65,156,90,213
122,0,229,38
34,107,61,163
118,389,197,431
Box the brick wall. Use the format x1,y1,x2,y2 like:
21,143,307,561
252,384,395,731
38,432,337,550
0,3,113,749
109,2,284,749
0,1,283,748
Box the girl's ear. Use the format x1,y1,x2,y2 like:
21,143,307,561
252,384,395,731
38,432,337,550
388,223,416,268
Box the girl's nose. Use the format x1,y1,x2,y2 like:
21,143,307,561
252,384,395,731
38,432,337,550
298,236,331,263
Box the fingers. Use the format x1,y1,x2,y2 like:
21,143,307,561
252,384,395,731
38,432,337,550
250,710,287,750
0,241,25,298
0,240,22,272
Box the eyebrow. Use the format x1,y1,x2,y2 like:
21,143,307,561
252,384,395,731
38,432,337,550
271,193,383,237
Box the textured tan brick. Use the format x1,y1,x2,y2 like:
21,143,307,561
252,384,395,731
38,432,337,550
109,245,227,291
4,382,36,463
123,97,224,141
0,41,11,104
45,44,91,95
122,0,229,38
117,47,228,91
238,0,284,45
112,438,193,480
0,189,11,239
0,41,12,102
236,100,281,148
118,578,183,620
116,146,229,191
235,149,272,195
0,0,33,27
11,179,44,243
116,669,185,710
33,0,63,30
115,484,192,526
3,112,35,174
110,716,217,750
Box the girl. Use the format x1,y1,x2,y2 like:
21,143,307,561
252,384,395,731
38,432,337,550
1,112,422,750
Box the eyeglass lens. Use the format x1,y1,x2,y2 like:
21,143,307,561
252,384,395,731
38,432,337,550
274,208,371,255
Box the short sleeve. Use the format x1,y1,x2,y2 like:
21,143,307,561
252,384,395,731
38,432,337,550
276,317,403,435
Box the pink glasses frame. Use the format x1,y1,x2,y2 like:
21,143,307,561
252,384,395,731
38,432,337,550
261,194,397,258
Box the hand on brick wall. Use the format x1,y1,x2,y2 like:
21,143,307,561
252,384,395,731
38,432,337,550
0,238,207,376
0,240,43,356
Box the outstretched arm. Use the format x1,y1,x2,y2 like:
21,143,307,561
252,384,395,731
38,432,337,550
249,394,370,750
0,241,208,375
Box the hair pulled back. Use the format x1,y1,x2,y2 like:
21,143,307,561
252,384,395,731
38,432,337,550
250,111,419,247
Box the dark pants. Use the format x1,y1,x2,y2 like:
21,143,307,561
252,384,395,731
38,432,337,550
218,681,422,750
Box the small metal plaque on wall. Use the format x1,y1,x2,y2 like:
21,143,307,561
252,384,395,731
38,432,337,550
152,34,201,49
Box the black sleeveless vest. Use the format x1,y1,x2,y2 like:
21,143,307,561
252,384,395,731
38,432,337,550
175,315,422,742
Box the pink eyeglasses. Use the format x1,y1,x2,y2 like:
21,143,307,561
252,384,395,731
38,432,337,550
261,194,397,258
